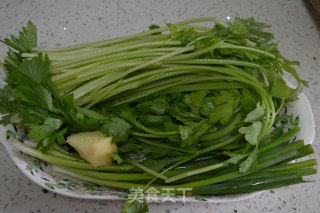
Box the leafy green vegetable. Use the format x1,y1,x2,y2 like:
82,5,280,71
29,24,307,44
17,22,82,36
0,17,315,213
271,76,292,100
101,117,132,143
239,121,263,145
244,103,264,122
1,21,37,53
239,147,258,173
209,90,241,125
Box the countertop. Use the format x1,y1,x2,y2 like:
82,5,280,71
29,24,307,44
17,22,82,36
0,0,319,212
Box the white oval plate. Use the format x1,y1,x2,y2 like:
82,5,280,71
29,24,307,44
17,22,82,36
0,92,315,203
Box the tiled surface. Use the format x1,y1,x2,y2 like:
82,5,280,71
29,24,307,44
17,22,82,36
0,0,319,212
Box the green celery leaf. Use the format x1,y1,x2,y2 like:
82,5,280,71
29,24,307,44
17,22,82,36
17,53,50,84
5,53,52,94
59,93,101,131
136,95,168,115
43,117,62,130
189,90,207,113
244,102,264,122
200,96,215,117
35,133,56,153
271,76,292,100
231,18,248,35
0,86,18,123
139,115,167,124
163,117,179,132
169,94,202,123
211,24,230,38
282,59,308,87
56,128,67,145
209,90,241,125
101,117,132,143
2,49,23,74
28,117,62,142
179,120,211,147
1,21,37,53
27,125,42,141
195,37,220,50
241,88,259,113
168,23,199,46
239,121,262,145
13,85,54,111
226,153,248,164
121,110,138,124
179,125,192,141
239,147,258,173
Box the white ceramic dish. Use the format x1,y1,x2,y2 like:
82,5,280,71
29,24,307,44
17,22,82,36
0,92,315,203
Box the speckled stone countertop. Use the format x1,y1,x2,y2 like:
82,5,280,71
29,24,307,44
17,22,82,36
0,0,319,212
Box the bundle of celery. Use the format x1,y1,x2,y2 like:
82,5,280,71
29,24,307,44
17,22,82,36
0,17,316,213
